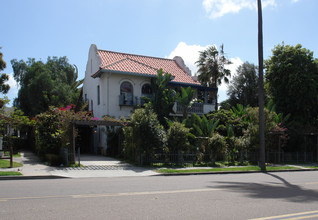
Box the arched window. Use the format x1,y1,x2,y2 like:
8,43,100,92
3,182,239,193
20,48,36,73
120,81,133,105
141,84,152,98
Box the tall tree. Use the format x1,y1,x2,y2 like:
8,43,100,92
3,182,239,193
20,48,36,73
265,43,318,129
226,62,259,107
0,47,10,94
258,0,266,171
11,56,82,116
196,44,231,111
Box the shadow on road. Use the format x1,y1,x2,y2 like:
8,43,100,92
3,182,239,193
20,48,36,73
212,173,318,203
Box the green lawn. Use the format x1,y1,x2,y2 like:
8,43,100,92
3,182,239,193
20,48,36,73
0,171,22,176
157,166,301,174
0,159,23,168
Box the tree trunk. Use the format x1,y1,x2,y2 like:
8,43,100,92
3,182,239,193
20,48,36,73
258,0,266,171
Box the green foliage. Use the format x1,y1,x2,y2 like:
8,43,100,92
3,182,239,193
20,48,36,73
230,104,248,122
11,57,82,116
0,108,34,137
265,43,318,128
150,69,176,126
224,125,248,164
242,107,277,151
0,48,10,94
177,86,195,119
207,133,227,163
167,122,190,153
123,108,166,165
226,62,259,107
191,113,219,138
208,109,248,137
35,105,92,156
35,108,61,155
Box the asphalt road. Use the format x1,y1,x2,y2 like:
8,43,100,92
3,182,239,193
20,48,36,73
1,171,318,220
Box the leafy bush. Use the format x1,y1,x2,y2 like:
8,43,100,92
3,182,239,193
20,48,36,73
207,133,227,164
167,122,190,153
35,109,60,155
208,109,248,137
243,107,277,151
123,108,166,165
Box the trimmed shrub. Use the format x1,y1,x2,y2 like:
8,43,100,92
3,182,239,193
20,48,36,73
207,133,227,165
167,122,190,153
123,108,166,165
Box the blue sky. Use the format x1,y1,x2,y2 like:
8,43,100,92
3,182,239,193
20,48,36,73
1,0,317,106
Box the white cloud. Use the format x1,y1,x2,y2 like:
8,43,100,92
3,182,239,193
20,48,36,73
167,42,211,76
7,72,18,90
202,0,277,19
168,42,244,102
219,57,243,92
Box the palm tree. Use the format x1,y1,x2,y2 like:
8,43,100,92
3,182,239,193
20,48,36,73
258,0,266,171
196,44,231,111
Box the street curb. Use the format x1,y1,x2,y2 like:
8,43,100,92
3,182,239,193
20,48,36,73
0,175,69,180
157,168,318,176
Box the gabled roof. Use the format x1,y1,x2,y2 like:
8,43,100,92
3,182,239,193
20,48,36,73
92,49,200,86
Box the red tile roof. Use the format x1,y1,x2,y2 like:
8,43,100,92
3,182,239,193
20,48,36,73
93,49,200,85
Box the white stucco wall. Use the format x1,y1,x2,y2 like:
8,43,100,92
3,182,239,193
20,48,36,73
99,73,151,118
83,45,152,119
83,44,102,117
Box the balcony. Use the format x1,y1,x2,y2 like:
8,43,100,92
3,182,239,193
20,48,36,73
119,95,151,106
119,94,134,106
173,101,215,115
119,95,215,115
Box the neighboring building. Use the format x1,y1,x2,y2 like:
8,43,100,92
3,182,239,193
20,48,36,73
83,44,217,120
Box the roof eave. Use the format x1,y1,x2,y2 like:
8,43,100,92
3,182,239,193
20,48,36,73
91,68,158,79
169,81,218,91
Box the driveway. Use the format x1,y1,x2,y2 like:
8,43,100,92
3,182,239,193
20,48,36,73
3,150,158,178
51,154,158,178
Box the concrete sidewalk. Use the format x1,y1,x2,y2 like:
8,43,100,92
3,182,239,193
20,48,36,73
1,150,158,178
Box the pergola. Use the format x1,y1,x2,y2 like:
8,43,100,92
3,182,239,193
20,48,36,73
70,119,128,164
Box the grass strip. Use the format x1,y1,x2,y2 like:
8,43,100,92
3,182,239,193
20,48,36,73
157,166,300,174
0,159,23,168
302,166,318,169
0,171,22,176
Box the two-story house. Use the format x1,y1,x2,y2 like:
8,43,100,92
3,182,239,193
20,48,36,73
82,44,217,155
83,44,217,119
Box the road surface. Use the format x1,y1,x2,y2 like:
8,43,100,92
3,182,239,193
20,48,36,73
1,171,318,219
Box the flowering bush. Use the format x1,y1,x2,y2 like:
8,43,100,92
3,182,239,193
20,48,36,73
35,105,92,157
